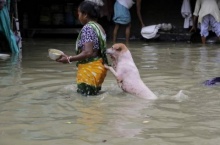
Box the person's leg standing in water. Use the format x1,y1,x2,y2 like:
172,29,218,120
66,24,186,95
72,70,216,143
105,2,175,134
113,23,119,43
125,23,131,44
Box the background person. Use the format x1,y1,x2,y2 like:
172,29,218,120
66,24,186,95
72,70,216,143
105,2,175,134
112,0,134,44
190,0,220,44
57,0,109,96
112,0,145,43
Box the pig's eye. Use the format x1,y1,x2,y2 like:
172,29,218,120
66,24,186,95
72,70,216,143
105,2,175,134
116,47,121,51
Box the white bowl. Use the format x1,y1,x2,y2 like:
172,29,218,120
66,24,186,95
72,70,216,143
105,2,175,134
0,53,10,60
48,49,64,60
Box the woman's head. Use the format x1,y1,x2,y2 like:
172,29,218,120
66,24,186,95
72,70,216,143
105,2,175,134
78,0,102,24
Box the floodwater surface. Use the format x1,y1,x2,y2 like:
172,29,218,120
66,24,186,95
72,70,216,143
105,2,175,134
0,39,220,145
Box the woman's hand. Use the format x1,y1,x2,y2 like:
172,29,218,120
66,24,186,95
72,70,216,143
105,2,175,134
56,54,70,64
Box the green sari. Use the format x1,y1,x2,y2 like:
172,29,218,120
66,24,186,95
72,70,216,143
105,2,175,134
75,21,109,95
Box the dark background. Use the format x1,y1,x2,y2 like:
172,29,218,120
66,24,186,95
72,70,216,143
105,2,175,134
17,0,197,39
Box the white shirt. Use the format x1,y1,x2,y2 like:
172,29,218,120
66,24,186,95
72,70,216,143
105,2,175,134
117,0,134,9
193,0,220,23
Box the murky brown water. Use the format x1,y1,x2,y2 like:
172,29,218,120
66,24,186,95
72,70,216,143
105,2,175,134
1,38,220,145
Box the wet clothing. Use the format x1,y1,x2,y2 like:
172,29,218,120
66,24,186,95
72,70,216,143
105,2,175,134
193,0,220,37
203,77,220,86
75,21,108,95
113,0,134,24
76,59,107,95
200,14,220,37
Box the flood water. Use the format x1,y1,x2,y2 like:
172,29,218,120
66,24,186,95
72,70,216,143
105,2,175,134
1,38,220,145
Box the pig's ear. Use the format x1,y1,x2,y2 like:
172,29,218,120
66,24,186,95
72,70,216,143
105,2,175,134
116,47,122,51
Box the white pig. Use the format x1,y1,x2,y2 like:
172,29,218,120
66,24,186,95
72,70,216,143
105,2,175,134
104,43,157,100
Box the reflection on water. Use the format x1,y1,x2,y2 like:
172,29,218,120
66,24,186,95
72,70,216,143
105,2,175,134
1,39,220,145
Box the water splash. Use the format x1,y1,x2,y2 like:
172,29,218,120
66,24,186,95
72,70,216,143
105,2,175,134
172,90,189,102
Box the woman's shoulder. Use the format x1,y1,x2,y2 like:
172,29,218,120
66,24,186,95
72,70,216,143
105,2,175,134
81,24,95,34
82,23,93,30
87,21,106,35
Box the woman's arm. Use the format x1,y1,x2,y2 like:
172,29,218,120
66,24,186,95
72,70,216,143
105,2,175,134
57,42,94,63
57,24,99,63
69,42,94,62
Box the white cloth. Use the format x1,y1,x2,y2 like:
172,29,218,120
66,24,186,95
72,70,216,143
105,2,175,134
193,0,220,23
117,0,134,9
181,0,193,28
85,0,104,6
141,25,160,39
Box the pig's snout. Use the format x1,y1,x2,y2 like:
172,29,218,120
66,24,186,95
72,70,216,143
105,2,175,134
105,49,112,54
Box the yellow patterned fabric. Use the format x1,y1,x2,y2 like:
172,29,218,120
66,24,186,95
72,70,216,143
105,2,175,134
76,58,107,95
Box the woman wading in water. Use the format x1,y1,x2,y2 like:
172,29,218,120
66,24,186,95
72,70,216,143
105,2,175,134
57,0,108,96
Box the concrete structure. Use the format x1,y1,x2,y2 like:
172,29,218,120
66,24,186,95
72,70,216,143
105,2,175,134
18,0,199,41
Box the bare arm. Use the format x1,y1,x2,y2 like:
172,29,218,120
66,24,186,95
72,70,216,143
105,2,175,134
69,42,94,61
57,42,95,63
190,0,200,32
190,15,198,32
136,0,145,28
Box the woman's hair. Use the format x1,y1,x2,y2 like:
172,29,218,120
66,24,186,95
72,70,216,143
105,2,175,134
78,0,102,19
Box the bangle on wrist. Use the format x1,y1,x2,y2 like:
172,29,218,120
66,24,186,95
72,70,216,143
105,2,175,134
67,56,72,64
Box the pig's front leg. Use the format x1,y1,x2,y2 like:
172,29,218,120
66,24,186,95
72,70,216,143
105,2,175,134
104,64,123,88
104,64,117,77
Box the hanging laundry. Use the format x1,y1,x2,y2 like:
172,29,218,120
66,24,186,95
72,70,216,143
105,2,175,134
181,0,193,28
